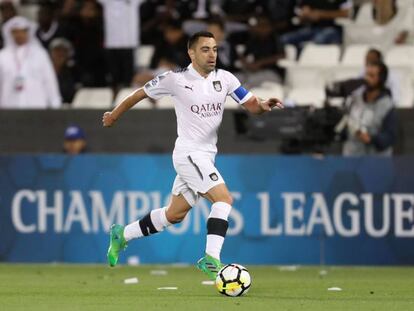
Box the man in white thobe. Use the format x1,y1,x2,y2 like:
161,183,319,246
0,16,61,109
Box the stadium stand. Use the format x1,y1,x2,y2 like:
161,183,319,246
134,45,155,70
1,0,413,151
341,44,371,66
72,88,114,109
114,88,154,109
286,87,326,108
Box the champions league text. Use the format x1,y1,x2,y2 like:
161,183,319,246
11,190,414,238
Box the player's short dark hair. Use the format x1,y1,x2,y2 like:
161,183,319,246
188,31,215,49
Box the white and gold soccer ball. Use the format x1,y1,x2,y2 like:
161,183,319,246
215,264,251,297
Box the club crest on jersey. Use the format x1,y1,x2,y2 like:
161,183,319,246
213,81,222,92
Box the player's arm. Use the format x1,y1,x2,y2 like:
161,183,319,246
227,73,283,115
102,88,148,127
242,96,284,115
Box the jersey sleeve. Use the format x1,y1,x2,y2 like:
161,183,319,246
143,71,173,100
225,71,253,105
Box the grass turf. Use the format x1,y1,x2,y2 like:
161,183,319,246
1,264,414,311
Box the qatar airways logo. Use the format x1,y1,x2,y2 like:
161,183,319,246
190,103,223,118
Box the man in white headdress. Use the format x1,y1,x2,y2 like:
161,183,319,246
0,16,61,109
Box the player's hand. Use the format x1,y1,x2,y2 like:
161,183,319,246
260,98,284,112
102,111,117,127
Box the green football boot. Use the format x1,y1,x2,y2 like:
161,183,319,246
196,254,224,280
107,224,127,267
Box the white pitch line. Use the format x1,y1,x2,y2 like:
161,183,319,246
157,287,178,290
150,270,168,276
124,277,139,284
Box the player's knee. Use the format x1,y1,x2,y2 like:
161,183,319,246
169,215,184,224
166,211,186,224
220,194,233,206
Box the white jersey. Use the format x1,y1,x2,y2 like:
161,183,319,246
143,64,252,155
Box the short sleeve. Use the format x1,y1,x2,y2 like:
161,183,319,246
225,71,241,94
225,71,253,105
143,71,173,100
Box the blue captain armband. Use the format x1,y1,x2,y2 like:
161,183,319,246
230,86,252,104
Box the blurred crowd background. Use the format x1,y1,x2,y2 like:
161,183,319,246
1,0,414,155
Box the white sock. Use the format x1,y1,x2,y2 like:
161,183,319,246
124,207,171,241
206,235,225,260
206,202,232,261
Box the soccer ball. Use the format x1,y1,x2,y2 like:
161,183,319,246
215,264,251,297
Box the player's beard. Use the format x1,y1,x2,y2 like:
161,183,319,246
205,62,216,73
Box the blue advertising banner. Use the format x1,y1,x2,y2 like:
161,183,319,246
1,155,414,265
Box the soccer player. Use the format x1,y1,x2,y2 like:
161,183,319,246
102,31,283,280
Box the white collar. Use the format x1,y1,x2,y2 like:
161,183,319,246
188,63,216,80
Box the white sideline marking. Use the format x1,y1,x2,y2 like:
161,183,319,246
150,270,168,276
124,277,139,284
201,280,215,285
279,266,298,271
328,287,342,291
157,287,178,290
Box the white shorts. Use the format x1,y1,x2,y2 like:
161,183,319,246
171,151,225,206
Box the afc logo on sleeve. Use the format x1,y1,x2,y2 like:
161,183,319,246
145,77,159,89
213,81,222,92
145,72,169,89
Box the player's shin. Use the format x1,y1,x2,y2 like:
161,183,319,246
206,201,232,261
123,206,171,241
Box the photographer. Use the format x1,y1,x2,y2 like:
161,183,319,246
341,61,397,156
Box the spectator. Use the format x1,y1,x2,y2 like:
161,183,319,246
151,20,189,69
36,2,69,49
132,19,188,87
237,15,285,88
59,0,78,17
0,1,16,23
280,0,352,52
327,48,400,105
364,48,400,104
71,0,108,87
98,0,141,90
374,0,397,24
177,0,209,20
220,0,260,23
206,18,237,71
341,61,397,156
345,0,413,49
49,37,79,104
63,124,87,154
258,0,296,34
0,1,17,48
372,0,409,38
140,0,175,45
0,16,61,109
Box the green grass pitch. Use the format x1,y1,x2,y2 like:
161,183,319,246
1,264,414,311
